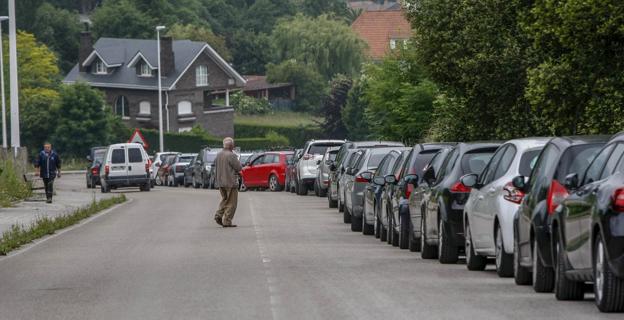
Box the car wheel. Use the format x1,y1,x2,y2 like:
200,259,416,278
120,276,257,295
554,235,584,300
319,186,327,197
386,213,393,245
140,181,151,192
269,174,281,192
438,219,458,264
350,210,362,232
202,175,209,189
239,178,247,192
514,228,532,285
338,194,344,212
192,175,199,189
408,219,421,252
465,220,487,271
361,205,373,235
390,214,399,247
374,212,381,239
399,215,409,249
594,233,624,312
328,188,338,208
100,183,109,193
86,176,92,189
532,236,555,293
343,202,352,224
297,179,307,196
495,224,514,277
421,216,437,259
314,181,320,197
155,176,162,186
380,215,388,242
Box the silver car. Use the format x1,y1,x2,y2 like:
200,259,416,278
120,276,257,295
461,138,548,276
337,150,361,213
315,147,339,197
296,139,345,195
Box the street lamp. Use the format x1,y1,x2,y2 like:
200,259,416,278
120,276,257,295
8,0,19,150
156,25,166,153
0,16,8,149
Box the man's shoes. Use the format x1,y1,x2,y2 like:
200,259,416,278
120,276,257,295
46,198,52,204
222,224,237,228
214,217,223,226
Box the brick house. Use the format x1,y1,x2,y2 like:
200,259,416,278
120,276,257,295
62,32,246,137
351,8,412,60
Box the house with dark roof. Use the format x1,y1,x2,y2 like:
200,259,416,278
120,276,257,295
63,32,246,137
212,75,295,110
351,8,412,60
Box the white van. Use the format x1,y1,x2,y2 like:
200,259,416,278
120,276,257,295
100,143,151,193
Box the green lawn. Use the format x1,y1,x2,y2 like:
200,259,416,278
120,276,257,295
234,111,322,128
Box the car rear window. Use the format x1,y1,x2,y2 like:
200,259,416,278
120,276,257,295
204,152,218,163
111,149,125,164
308,143,341,155
286,155,293,163
94,149,107,161
519,149,542,177
409,150,437,175
367,153,387,169
128,148,143,163
555,144,604,184
461,149,496,175
179,156,194,163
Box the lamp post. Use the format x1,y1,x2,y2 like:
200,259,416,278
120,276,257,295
8,0,19,150
0,16,9,149
156,25,166,153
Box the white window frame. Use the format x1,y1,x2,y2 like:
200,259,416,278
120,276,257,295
140,63,152,77
115,96,130,119
94,60,107,74
138,101,151,115
177,101,192,116
196,65,208,87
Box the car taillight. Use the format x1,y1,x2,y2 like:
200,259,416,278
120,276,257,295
105,165,110,176
91,167,99,175
450,181,471,193
303,154,312,160
612,188,624,212
405,184,413,199
503,182,525,204
355,174,368,183
547,180,569,215
145,163,150,173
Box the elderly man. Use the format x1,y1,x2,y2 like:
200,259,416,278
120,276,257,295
34,142,62,204
214,137,243,228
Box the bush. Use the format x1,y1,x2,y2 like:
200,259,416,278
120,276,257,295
230,92,272,115
0,160,32,207
234,123,322,148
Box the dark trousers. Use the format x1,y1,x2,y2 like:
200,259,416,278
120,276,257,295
42,177,55,200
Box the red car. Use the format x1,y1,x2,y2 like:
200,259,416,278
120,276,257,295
240,151,294,192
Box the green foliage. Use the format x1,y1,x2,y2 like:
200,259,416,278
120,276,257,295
0,195,126,255
167,23,232,61
32,3,82,73
342,77,371,140
299,0,349,18
322,74,352,139
234,123,321,147
0,159,32,207
20,88,60,153
244,0,296,33
230,92,272,115
229,30,273,75
91,0,155,39
266,59,327,112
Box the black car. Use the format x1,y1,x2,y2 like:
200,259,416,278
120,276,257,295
328,141,404,209
386,143,455,250
420,142,501,263
86,146,108,188
183,154,199,187
551,133,624,312
191,147,222,188
512,136,608,292
380,149,410,246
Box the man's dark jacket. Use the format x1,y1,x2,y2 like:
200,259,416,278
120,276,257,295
36,150,62,179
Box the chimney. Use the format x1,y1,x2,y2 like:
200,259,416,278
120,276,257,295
160,36,174,76
79,31,93,72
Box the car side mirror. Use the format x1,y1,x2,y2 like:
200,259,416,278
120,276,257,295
325,160,333,166
316,160,322,166
512,175,527,191
423,166,436,185
460,174,479,188
86,155,92,162
384,174,397,185
373,176,385,185
329,163,337,171
360,171,373,182
404,174,419,187
564,173,579,190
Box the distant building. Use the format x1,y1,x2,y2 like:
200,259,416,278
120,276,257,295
63,32,246,137
348,0,401,11
212,76,295,110
351,8,412,60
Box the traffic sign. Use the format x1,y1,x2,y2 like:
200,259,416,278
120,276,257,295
128,128,149,149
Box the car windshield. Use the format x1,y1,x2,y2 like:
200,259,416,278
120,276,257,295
367,153,387,169
93,149,106,161
160,154,175,162
179,156,194,163
309,144,341,155
461,149,496,175
204,152,218,163
555,144,604,184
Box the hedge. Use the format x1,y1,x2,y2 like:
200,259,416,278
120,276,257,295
234,123,322,147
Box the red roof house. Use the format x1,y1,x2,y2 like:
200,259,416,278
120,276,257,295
351,9,412,60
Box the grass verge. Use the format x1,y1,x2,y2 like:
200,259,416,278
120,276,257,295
0,194,127,255
0,159,32,207
234,111,322,128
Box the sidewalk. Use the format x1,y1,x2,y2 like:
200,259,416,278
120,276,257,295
0,173,115,235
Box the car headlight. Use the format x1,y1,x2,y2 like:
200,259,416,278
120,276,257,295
205,165,211,171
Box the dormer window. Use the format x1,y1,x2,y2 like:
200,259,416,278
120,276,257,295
196,65,208,87
140,62,152,77
94,60,107,74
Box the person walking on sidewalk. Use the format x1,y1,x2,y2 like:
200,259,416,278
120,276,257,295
214,137,242,228
35,142,62,204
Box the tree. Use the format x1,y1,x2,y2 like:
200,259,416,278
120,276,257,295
229,31,273,75
51,83,120,156
91,0,155,39
266,59,327,112
167,24,232,61
32,3,82,72
322,75,351,139
20,88,60,151
270,14,366,80
243,0,296,34
342,77,371,140
299,0,349,18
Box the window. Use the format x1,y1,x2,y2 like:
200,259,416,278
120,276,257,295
111,149,125,164
519,149,543,177
481,146,507,185
251,155,265,166
140,63,151,76
139,101,151,115
601,143,624,179
583,144,614,184
94,60,107,74
115,96,130,118
128,148,143,163
178,127,192,133
196,65,208,86
390,39,408,50
178,101,192,115
493,145,517,181
461,149,497,176
263,154,279,164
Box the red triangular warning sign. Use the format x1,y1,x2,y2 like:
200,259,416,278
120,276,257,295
128,128,149,150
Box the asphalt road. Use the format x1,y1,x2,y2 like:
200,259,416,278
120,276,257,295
0,177,620,319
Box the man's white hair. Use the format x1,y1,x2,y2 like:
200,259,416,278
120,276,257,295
223,137,234,148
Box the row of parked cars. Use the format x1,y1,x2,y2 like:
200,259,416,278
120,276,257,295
287,135,624,313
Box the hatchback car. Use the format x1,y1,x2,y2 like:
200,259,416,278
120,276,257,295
166,153,196,187
380,149,411,246
240,151,294,191
99,143,151,193
337,150,362,214
315,147,340,197
285,149,302,193
513,136,608,292
461,138,548,276
151,152,179,185
192,147,222,188
155,154,178,186
296,140,345,195
420,142,501,263
86,146,108,188
550,133,624,311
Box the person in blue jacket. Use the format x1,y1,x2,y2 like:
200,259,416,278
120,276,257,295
34,142,62,203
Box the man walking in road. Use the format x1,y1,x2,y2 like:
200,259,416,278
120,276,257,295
35,142,61,204
214,137,242,228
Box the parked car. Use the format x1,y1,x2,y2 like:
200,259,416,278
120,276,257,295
183,154,199,187
191,147,222,188
286,149,302,193
155,153,178,186
460,138,548,277
329,141,405,208
166,153,196,187
512,135,608,292
240,151,294,191
362,150,403,240
239,152,254,166
99,143,151,193
314,147,340,197
337,150,363,214
550,133,624,311
296,140,345,195
420,142,501,263
345,147,402,232
151,152,179,186
86,146,108,188
386,143,455,250
380,149,411,246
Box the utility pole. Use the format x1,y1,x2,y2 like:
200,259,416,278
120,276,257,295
8,0,20,150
